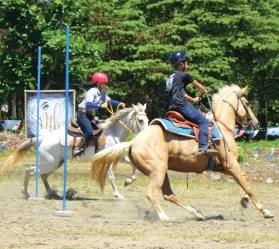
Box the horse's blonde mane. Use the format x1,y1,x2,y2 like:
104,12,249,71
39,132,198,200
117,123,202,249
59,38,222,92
205,85,242,120
100,103,145,130
212,84,241,102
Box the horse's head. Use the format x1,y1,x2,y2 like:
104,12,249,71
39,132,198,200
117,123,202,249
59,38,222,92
101,103,149,137
213,85,259,132
130,103,149,134
235,87,259,130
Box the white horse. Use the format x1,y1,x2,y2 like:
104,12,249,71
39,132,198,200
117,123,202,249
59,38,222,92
1,103,149,199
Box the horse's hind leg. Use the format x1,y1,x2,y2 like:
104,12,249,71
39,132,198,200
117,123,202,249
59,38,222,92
22,167,35,199
124,164,137,187
147,171,169,221
107,165,125,199
162,173,205,221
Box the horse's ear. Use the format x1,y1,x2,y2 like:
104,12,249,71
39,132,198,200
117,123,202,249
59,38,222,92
240,86,247,96
132,104,139,113
143,103,147,111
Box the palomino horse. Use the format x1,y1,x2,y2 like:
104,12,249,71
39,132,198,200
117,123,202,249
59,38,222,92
1,103,148,199
91,85,274,221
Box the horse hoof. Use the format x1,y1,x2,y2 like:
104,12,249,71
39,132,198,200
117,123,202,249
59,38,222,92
66,188,78,200
185,206,205,221
124,178,133,186
240,197,249,208
45,190,61,200
193,210,206,221
195,214,206,221
263,209,274,219
114,192,125,199
159,213,170,221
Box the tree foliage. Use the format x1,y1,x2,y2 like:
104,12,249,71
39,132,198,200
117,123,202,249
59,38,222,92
0,0,279,125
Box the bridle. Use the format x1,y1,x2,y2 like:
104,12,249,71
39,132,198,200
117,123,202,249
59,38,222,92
214,92,253,136
132,113,146,133
118,112,147,137
222,92,253,129
106,103,147,137
210,91,255,167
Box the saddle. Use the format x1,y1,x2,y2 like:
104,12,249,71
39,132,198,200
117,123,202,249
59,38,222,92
165,110,214,142
67,117,106,147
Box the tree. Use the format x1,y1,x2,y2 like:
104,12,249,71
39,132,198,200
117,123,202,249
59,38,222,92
0,0,105,118
1,0,279,126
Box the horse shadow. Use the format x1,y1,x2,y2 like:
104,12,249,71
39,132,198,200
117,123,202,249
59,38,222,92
45,188,128,202
204,215,247,222
205,215,225,220
45,188,99,201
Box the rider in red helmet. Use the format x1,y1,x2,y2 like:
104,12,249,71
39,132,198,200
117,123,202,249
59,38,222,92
73,72,125,157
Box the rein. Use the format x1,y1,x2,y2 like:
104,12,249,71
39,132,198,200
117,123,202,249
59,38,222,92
207,92,252,137
205,90,253,169
105,102,145,137
214,117,235,136
221,94,253,130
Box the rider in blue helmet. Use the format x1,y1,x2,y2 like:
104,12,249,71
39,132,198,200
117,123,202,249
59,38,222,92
166,50,218,157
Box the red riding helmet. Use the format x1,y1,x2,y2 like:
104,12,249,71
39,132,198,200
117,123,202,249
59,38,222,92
92,72,109,84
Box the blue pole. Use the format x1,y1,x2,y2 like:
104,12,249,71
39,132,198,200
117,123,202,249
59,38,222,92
63,26,70,211
35,46,41,198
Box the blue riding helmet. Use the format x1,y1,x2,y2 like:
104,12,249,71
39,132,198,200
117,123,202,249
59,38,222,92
169,50,189,68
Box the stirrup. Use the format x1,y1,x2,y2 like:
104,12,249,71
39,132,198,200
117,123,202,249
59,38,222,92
73,138,87,157
73,147,85,157
196,148,218,157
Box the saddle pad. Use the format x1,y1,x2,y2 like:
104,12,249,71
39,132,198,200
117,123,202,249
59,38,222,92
150,118,222,140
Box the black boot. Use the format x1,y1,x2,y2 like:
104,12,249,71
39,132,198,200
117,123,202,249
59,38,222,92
195,148,219,157
73,137,87,157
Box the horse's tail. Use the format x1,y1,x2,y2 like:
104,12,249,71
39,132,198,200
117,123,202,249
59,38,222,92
91,141,132,191
1,137,41,173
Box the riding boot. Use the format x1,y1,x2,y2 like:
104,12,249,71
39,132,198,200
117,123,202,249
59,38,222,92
73,137,87,157
195,147,219,157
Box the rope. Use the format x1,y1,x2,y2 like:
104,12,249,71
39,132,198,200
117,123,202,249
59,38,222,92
206,94,230,168
105,102,136,136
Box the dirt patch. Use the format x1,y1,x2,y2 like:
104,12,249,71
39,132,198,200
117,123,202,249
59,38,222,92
0,157,278,249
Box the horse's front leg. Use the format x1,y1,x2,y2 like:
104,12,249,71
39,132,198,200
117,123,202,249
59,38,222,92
240,172,249,208
41,173,60,199
224,158,274,219
107,165,125,199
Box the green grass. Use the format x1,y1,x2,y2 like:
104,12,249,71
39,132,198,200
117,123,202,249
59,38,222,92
237,139,279,149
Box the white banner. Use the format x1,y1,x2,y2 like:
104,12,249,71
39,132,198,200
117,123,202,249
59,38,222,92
25,90,75,138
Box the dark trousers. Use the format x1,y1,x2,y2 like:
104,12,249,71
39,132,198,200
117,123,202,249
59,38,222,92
76,111,93,140
176,104,210,149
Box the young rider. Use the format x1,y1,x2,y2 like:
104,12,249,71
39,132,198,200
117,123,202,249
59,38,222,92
166,50,218,157
73,72,125,156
